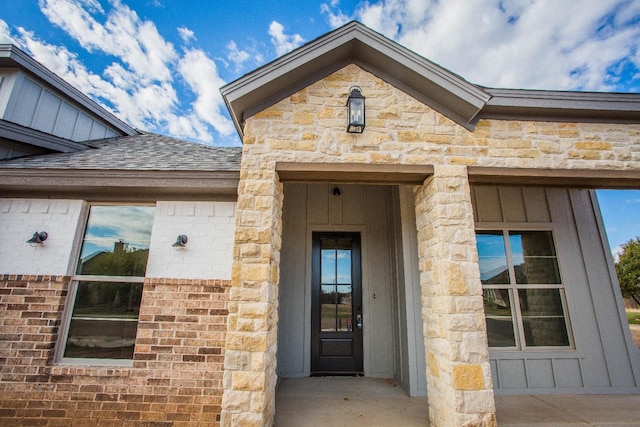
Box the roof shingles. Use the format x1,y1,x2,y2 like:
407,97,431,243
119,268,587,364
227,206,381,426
0,133,242,171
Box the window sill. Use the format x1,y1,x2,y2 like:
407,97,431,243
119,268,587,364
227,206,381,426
51,361,132,377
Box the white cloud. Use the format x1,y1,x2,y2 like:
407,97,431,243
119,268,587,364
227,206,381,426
0,20,17,44
324,0,640,92
225,39,265,72
268,21,305,56
226,40,251,68
40,0,176,82
321,2,351,28
612,245,624,261
178,26,195,43
1,0,238,145
178,48,235,136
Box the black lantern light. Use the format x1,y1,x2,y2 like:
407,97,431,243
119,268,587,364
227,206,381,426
346,87,365,133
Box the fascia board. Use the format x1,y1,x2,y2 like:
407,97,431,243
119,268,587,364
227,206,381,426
0,119,87,152
480,88,640,122
0,168,240,201
0,45,137,136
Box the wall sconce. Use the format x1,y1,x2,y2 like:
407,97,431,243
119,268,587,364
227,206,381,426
332,187,341,196
172,234,188,250
346,87,365,133
27,231,48,247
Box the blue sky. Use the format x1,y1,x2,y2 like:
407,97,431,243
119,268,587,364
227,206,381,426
1,0,639,254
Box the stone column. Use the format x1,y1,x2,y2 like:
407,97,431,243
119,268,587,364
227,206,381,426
414,165,496,427
221,154,283,427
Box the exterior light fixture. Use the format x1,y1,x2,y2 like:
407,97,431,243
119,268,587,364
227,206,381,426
27,231,48,247
346,87,365,133
332,187,341,196
172,234,188,250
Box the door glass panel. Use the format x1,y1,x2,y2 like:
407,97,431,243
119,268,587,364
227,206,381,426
321,241,337,284
321,284,336,331
476,231,509,284
519,288,569,346
483,288,516,347
509,231,560,284
336,284,353,331
320,238,353,332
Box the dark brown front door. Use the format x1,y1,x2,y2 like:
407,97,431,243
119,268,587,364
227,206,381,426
311,232,363,375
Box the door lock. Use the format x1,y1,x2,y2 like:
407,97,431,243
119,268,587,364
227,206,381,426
356,313,362,330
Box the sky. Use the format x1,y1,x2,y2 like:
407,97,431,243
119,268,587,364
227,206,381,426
1,0,639,255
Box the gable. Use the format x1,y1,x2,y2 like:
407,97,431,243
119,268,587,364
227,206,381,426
222,21,640,140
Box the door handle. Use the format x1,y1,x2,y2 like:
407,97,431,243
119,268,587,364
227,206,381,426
356,313,362,330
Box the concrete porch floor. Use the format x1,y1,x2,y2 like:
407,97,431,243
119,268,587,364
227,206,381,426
275,377,640,426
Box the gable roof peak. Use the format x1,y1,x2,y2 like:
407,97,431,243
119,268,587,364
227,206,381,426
222,21,640,141
221,20,491,138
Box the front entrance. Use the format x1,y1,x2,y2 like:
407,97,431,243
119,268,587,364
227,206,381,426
311,232,363,375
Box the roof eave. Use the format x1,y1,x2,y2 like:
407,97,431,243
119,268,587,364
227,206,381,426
0,168,240,202
0,119,88,153
477,88,640,124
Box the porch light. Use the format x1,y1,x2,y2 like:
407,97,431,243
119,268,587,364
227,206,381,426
27,231,48,247
346,87,365,133
172,234,188,250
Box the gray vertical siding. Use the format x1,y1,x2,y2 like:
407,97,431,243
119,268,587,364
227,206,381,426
473,185,640,394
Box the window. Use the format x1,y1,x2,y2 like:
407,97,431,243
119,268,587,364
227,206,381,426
476,230,571,349
60,205,155,363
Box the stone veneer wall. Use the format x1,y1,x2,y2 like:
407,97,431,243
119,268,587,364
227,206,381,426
221,165,283,427
415,166,495,426
0,275,230,426
221,62,640,427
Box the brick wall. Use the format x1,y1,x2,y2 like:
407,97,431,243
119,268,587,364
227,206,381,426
0,275,230,426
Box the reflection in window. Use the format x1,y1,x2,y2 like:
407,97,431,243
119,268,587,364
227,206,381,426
65,281,142,359
509,231,560,285
476,230,571,350
477,231,509,284
320,238,353,332
77,206,155,276
483,288,516,347
63,205,154,361
519,289,569,346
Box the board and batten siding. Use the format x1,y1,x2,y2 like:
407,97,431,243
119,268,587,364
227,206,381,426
279,183,420,385
472,185,640,394
2,72,119,142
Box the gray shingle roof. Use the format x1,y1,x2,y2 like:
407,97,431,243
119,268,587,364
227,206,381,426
0,132,242,171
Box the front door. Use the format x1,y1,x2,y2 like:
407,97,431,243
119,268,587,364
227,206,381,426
311,232,363,375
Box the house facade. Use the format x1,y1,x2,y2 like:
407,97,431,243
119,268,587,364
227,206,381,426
1,21,639,427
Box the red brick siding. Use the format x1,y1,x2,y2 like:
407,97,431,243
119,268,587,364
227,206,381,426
0,276,230,426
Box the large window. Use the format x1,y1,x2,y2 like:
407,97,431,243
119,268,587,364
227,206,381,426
476,230,572,349
61,205,155,363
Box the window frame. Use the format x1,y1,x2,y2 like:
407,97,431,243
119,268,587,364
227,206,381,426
476,226,574,352
56,203,155,366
